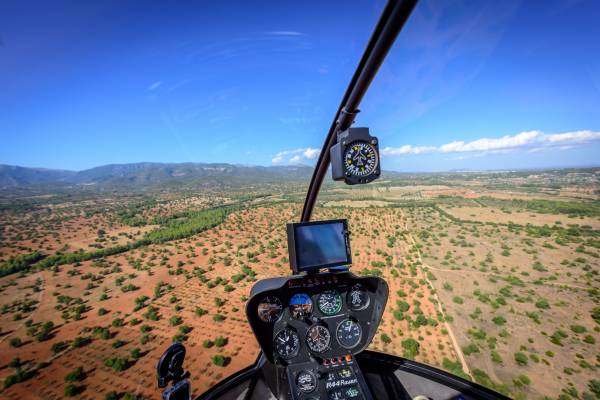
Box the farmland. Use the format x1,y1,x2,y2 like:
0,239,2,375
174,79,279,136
0,167,599,399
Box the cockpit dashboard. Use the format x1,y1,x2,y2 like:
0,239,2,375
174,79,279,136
246,271,388,400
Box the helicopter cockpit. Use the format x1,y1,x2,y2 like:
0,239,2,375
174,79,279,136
155,1,511,399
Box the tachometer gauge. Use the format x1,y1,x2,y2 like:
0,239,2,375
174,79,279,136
336,319,362,349
257,295,283,323
274,328,300,359
306,325,331,353
289,293,313,319
347,285,370,311
317,290,342,316
344,141,378,177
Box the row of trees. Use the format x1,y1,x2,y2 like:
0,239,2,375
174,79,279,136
0,205,240,277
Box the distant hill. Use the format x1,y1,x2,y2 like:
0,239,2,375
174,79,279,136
0,162,315,190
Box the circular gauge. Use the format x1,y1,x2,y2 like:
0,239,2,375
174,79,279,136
296,370,317,393
347,285,370,311
317,290,342,316
257,295,283,323
306,325,331,353
344,141,378,177
274,328,300,359
336,319,362,349
289,293,313,319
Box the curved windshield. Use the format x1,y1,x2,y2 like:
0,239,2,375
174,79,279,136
1,1,599,400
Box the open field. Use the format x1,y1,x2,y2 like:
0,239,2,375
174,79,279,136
1,168,599,399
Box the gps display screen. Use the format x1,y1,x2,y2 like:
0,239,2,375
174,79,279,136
293,220,350,270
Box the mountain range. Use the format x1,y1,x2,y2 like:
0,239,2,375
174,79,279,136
0,162,316,190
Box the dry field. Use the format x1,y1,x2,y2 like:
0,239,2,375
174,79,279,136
406,204,599,399
1,174,599,400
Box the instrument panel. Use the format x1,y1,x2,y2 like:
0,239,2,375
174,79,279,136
246,272,388,365
246,271,388,400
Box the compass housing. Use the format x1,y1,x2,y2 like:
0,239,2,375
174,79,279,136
330,127,380,185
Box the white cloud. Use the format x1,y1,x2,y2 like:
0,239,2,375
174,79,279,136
272,130,599,166
381,145,436,155
303,148,320,159
289,155,302,164
147,81,162,91
271,147,320,165
264,31,304,36
381,130,600,157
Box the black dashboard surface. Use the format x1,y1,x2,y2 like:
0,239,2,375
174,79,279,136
246,271,388,366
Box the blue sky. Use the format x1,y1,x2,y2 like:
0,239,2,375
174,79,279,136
1,0,599,172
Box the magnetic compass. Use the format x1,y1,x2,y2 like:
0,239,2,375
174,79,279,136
330,127,381,185
344,141,378,177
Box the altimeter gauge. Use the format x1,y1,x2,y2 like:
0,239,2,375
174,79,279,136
274,328,300,359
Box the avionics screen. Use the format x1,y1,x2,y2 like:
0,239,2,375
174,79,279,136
294,220,349,270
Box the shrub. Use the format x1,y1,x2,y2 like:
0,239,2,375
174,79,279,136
463,343,479,356
535,299,550,309
169,316,182,326
35,322,54,342
202,339,214,348
515,374,531,386
583,335,596,344
441,358,469,380
8,358,21,369
98,308,108,316
104,357,129,372
9,337,22,348
143,306,159,321
131,348,141,359
72,336,91,348
214,298,225,307
212,355,229,367
401,339,420,359
491,350,503,364
64,384,78,397
380,333,392,344
195,307,208,316
213,314,225,322
453,296,464,304
590,379,600,397
570,325,586,334
52,341,69,354
214,336,228,347
514,352,528,366
179,325,192,334
112,340,127,349
105,391,118,400
64,367,86,382
492,316,507,326
4,369,35,388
